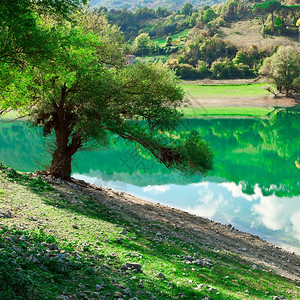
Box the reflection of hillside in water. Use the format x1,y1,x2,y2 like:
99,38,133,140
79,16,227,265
0,110,299,197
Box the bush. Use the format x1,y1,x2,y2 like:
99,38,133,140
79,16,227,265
210,58,255,79
166,59,211,79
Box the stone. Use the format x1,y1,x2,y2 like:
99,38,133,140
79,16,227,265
123,288,131,295
113,291,123,298
156,272,165,279
122,263,143,273
183,256,194,262
19,235,27,241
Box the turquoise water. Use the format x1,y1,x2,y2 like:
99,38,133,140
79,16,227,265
1,111,300,252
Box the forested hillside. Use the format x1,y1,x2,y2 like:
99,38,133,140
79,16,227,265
90,0,224,10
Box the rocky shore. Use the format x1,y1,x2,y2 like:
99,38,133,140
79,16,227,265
43,174,300,282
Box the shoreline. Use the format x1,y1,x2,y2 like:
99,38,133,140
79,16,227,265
1,165,300,298
40,174,300,282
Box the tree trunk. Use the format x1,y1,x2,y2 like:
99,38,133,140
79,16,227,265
271,12,274,31
49,148,72,180
49,127,82,181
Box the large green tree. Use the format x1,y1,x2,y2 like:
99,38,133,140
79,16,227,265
0,0,86,115
260,46,300,95
1,11,213,180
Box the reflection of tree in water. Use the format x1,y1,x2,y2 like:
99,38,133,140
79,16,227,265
0,110,299,197
202,109,300,198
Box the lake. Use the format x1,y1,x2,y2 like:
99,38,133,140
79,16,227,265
1,109,300,253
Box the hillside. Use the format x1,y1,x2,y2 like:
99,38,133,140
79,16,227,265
218,18,300,49
90,0,225,10
1,165,300,299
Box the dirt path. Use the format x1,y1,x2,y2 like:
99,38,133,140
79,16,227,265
70,178,300,283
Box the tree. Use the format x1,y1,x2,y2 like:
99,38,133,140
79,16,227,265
260,46,300,95
0,0,86,115
181,3,194,16
253,1,282,31
132,33,153,55
1,12,213,180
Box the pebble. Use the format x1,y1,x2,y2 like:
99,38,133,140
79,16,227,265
113,291,123,298
157,272,165,279
19,235,26,241
123,288,131,295
121,262,143,273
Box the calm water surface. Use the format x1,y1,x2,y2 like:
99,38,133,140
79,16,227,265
1,110,300,252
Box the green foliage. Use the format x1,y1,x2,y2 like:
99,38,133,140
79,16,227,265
260,46,300,95
0,7,213,180
181,3,194,16
166,59,210,79
210,58,255,79
200,8,217,23
104,6,195,42
179,36,237,67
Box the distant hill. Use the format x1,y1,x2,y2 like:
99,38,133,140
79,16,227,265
89,0,225,11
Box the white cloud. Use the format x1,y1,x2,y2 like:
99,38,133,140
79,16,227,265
220,182,261,202
143,185,171,194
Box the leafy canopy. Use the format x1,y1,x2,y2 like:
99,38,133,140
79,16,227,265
1,9,213,180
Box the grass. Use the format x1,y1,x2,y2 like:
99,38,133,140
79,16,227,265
152,29,192,47
182,107,273,117
180,83,270,99
0,165,299,299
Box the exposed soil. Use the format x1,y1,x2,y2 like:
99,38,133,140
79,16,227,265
57,177,300,283
218,19,300,49
188,94,299,108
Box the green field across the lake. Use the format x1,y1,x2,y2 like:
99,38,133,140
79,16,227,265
181,83,269,99
182,107,273,117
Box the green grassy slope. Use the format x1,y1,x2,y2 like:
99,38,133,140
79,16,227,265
152,29,192,47
0,165,299,299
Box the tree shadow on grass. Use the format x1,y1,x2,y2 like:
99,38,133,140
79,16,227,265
1,165,298,299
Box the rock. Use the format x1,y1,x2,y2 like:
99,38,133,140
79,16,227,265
156,272,165,279
0,210,13,218
7,168,16,174
195,284,205,290
156,232,162,237
57,296,69,300
121,263,143,273
19,235,26,241
252,264,259,270
48,243,59,251
183,256,195,262
113,291,123,298
123,288,131,295
72,224,79,229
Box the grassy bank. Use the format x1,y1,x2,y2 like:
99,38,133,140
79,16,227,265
0,165,299,299
180,83,269,99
